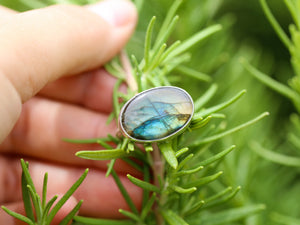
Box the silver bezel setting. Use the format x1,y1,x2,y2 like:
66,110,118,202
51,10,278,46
118,86,194,143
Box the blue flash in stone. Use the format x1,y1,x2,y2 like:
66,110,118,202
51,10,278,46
119,86,194,142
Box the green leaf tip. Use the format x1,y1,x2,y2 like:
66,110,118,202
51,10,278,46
47,168,88,223
192,112,269,146
259,0,293,50
74,215,136,225
199,89,247,118
251,141,300,167
167,24,222,60
76,149,128,160
170,185,197,194
158,142,178,169
161,209,189,225
127,174,160,193
1,206,34,225
242,58,300,104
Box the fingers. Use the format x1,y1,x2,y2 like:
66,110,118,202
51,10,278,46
0,97,138,174
0,0,137,100
0,6,16,25
0,97,138,175
0,0,137,142
33,162,142,218
39,69,123,114
0,156,142,219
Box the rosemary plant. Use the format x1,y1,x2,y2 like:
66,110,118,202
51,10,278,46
1,159,88,225
0,0,272,224
242,0,300,167
240,0,300,223
71,1,267,224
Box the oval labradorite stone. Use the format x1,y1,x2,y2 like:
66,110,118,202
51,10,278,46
119,86,194,142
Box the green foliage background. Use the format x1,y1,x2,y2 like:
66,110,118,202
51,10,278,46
131,1,300,223
1,0,300,224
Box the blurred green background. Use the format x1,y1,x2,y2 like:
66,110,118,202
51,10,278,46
1,0,299,224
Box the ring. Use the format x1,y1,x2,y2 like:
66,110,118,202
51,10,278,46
119,86,194,143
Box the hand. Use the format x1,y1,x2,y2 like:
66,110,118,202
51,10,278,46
0,1,141,224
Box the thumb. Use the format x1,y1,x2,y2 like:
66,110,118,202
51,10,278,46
0,0,137,142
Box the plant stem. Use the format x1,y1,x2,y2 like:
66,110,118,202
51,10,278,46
120,50,138,93
152,143,164,225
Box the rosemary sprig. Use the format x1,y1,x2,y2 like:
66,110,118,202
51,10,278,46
1,159,88,225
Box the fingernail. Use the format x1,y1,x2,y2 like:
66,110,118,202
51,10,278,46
88,0,137,27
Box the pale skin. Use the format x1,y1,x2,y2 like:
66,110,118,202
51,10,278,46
0,0,142,224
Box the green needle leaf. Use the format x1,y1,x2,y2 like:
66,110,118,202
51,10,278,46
127,174,160,193
169,185,197,194
191,204,266,225
191,112,269,146
158,142,178,169
59,200,83,225
111,169,139,215
141,165,151,208
184,171,223,188
107,134,121,144
48,169,88,223
21,169,34,221
121,158,144,172
190,116,212,130
194,84,218,112
166,24,222,60
288,132,300,149
205,187,233,203
144,16,156,69
131,54,143,92
141,193,156,220
183,200,205,217
27,185,42,221
1,206,34,225
271,212,300,225
97,140,114,149
161,209,189,225
76,149,128,160
63,137,110,144
154,0,182,49
174,165,204,177
175,65,211,82
20,159,37,193
242,58,300,105
42,172,48,209
121,138,130,151
160,40,181,64
148,43,167,70
152,15,179,56
113,79,123,117
284,0,300,29
106,159,116,177
203,186,241,209
260,0,293,50
42,195,58,220
74,216,135,225
119,209,141,222
198,89,246,118
197,145,236,167
175,147,189,157
177,153,194,170
251,142,300,167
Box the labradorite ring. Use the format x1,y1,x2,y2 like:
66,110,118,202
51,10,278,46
119,86,194,143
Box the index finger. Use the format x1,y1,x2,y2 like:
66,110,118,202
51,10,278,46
0,0,137,142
